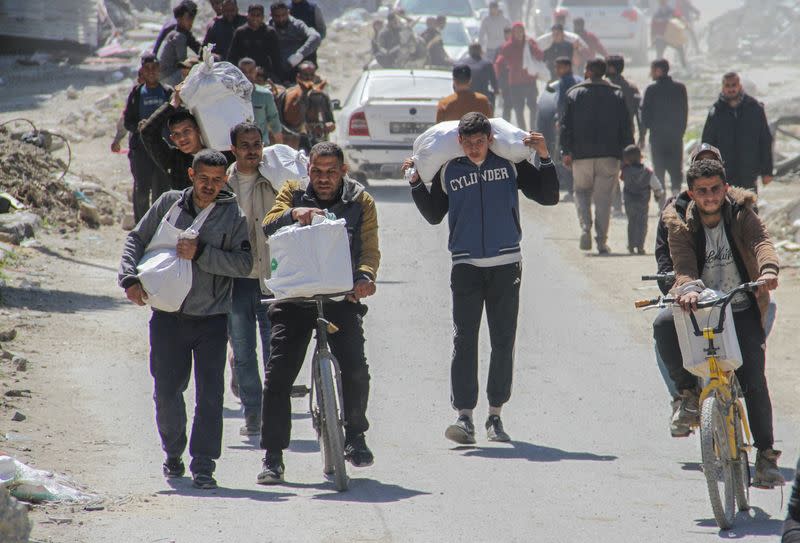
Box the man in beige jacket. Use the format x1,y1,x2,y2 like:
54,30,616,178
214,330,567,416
227,122,279,435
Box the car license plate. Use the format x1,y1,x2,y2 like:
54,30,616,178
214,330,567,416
390,122,432,135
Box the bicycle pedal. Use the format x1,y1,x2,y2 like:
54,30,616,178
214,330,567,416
290,385,310,398
327,323,339,334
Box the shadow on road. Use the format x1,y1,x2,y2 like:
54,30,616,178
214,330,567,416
311,477,430,503
158,478,295,502
461,440,618,463
0,285,125,313
694,507,782,538
33,245,118,273
287,439,321,454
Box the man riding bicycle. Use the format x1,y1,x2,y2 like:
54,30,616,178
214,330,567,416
654,158,783,488
256,142,379,485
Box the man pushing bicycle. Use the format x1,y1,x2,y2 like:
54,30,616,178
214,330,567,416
256,142,380,485
654,158,783,488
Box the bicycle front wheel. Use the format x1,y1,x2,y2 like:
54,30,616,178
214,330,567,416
317,354,348,491
700,395,736,530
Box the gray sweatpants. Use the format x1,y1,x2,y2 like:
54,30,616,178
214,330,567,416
573,157,621,246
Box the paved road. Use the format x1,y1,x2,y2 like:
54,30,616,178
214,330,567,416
32,180,795,542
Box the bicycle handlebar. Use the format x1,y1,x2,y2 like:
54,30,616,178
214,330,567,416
633,281,765,311
641,271,675,282
260,291,355,306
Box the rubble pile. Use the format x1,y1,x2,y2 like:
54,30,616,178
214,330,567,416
317,9,375,94
707,1,800,62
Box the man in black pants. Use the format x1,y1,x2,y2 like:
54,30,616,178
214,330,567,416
654,159,784,489
640,59,688,196
118,150,252,489
404,113,559,444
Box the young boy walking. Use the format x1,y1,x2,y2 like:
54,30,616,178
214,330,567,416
621,144,664,254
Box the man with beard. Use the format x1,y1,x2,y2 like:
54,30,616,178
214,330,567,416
268,1,321,84
203,0,247,60
227,4,282,82
289,0,326,66
701,72,773,192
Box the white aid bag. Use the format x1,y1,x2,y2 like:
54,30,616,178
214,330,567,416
522,42,549,80
137,200,216,312
266,215,354,300
411,118,534,181
258,144,310,191
179,46,254,151
672,289,743,377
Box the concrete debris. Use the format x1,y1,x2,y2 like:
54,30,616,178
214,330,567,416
3,391,31,399
12,358,27,372
10,412,25,422
0,212,40,245
0,330,16,342
708,1,800,62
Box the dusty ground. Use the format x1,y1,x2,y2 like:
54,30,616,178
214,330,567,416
0,1,799,541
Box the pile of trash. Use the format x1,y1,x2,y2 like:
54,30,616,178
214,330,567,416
0,455,97,505
707,1,800,62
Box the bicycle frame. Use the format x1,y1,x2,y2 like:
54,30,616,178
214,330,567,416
308,298,347,436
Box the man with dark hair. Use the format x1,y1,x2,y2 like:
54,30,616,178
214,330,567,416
542,24,574,81
227,4,282,81
289,0,326,66
226,122,277,436
157,1,200,85
606,55,641,141
494,22,543,130
405,113,559,445
479,1,510,61
153,0,200,57
420,16,451,68
561,57,633,254
701,72,773,192
640,58,688,196
257,141,380,484
123,54,174,222
118,148,252,490
653,158,784,489
463,43,498,109
269,1,321,84
203,0,247,60
436,65,493,123
238,58,283,143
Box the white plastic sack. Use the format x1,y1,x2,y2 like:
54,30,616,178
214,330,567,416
180,46,255,151
137,201,215,312
266,215,354,300
672,289,744,377
258,144,309,192
522,42,549,80
411,118,533,181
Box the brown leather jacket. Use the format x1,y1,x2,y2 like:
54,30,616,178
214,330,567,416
662,186,779,325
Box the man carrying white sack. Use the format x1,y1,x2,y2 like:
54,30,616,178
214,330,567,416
403,112,559,445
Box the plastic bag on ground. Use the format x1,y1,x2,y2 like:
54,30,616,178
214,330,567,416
0,456,96,503
179,46,255,151
258,144,310,192
266,215,354,300
411,118,534,181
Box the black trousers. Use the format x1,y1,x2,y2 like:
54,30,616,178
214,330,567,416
130,146,171,222
507,84,538,131
149,311,228,474
650,137,683,193
624,195,649,250
451,262,521,410
260,301,371,452
653,306,774,450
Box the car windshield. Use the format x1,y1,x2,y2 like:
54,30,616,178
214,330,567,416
367,75,453,100
396,0,474,17
413,22,470,46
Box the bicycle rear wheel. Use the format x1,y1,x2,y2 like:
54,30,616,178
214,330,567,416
732,402,750,512
700,396,736,530
317,354,348,491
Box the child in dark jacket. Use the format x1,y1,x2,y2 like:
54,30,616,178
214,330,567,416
621,144,664,254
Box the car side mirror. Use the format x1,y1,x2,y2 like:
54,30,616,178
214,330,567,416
331,99,342,110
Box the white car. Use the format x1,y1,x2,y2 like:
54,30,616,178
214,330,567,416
393,0,480,42
553,0,649,63
332,69,453,182
412,20,472,63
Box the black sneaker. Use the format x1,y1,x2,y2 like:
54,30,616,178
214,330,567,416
162,457,185,478
486,415,511,442
192,472,217,490
344,433,374,468
240,413,261,436
257,453,285,485
445,415,476,445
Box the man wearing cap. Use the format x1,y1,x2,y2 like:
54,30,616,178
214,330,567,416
123,54,174,222
436,65,493,123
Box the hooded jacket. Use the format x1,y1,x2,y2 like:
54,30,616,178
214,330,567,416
118,188,253,317
263,176,380,282
701,93,773,188
641,75,688,143
662,187,779,324
494,24,544,87
268,16,321,81
560,79,633,160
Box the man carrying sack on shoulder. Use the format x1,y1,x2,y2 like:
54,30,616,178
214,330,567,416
118,149,252,490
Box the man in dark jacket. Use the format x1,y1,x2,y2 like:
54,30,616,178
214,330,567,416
561,58,633,254
157,1,200,86
269,1,321,84
203,0,247,59
463,43,498,109
227,4,282,81
289,0,326,66
153,0,200,57
123,55,173,222
405,113,559,446
118,149,252,490
420,16,451,68
640,59,688,196
606,55,641,141
542,24,573,81
701,72,773,192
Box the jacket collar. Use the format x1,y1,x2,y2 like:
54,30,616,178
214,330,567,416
303,175,363,206
664,186,757,233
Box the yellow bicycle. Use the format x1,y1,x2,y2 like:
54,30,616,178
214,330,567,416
636,280,764,529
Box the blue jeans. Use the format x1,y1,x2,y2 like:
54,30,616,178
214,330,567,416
228,278,271,419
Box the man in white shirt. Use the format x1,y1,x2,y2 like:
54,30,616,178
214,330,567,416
479,1,511,61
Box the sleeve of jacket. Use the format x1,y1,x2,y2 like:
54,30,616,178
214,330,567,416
187,31,201,55
639,84,652,135
263,181,300,236
123,85,140,133
139,102,175,175
701,107,717,146
742,207,779,276
528,39,544,61
618,94,634,151
196,210,254,278
666,221,700,294
226,30,241,64
560,94,574,156
757,104,774,176
410,171,449,225
435,101,445,123
677,83,689,136
295,20,321,58
516,159,559,205
264,91,283,135
314,5,327,40
118,192,178,288
356,192,380,281
654,206,673,294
